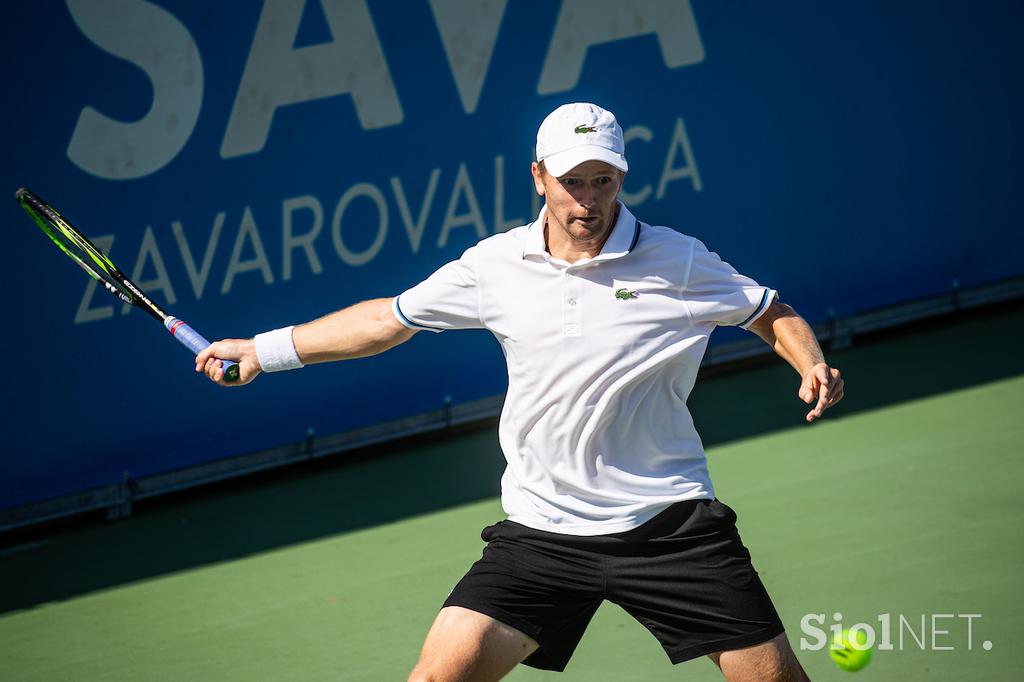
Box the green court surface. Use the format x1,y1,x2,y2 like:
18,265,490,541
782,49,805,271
1,307,1022,680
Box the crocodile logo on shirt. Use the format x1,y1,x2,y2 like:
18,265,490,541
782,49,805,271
615,288,639,300
574,124,597,134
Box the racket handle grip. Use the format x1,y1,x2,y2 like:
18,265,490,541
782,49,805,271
165,317,240,382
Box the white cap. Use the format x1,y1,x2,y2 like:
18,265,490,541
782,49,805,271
535,102,628,177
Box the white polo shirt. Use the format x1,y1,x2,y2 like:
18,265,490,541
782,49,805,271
393,203,777,535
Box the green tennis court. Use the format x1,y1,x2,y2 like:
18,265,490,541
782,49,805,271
1,306,1021,680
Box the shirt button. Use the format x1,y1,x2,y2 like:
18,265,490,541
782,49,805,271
568,298,577,306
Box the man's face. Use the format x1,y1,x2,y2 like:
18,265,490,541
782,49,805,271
531,160,624,246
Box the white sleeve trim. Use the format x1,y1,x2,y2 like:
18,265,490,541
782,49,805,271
738,289,778,329
391,296,444,333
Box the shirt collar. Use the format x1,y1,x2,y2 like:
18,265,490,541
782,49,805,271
523,205,549,259
523,202,640,263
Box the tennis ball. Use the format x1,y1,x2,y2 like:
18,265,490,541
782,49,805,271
830,628,873,672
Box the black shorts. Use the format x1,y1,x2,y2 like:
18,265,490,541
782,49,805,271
443,498,784,671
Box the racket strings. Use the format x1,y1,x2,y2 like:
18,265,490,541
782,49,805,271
21,197,135,304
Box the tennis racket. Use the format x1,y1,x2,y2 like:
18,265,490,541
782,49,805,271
16,187,239,382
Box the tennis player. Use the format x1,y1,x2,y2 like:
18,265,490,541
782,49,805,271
198,102,842,681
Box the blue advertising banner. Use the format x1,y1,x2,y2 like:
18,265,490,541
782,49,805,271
2,0,1021,509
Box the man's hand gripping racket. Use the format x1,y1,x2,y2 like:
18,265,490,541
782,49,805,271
195,338,262,386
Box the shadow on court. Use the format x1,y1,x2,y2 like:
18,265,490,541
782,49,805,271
1,300,1022,615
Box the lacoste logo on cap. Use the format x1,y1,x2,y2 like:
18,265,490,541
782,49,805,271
574,124,597,134
615,288,639,300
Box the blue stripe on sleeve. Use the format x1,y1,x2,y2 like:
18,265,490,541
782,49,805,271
393,296,446,332
738,289,773,328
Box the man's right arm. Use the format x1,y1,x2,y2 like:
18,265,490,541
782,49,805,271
195,297,417,386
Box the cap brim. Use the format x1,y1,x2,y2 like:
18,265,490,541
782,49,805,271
542,145,628,177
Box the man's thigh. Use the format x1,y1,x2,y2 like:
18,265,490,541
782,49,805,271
443,519,605,671
409,606,539,682
708,632,810,682
606,499,785,664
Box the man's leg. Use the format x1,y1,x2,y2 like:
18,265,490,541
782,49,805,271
408,606,539,682
707,633,811,682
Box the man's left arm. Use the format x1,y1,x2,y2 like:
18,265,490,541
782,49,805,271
747,299,845,422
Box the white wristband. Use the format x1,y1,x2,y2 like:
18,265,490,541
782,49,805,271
254,326,304,372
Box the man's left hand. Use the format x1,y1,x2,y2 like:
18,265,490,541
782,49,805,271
799,363,844,422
